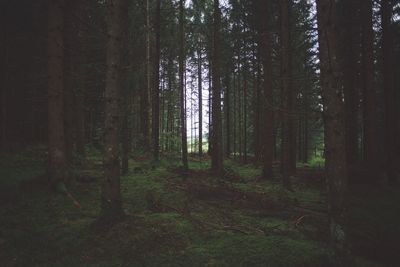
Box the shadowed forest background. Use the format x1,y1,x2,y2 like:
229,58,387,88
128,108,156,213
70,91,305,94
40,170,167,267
1,0,400,266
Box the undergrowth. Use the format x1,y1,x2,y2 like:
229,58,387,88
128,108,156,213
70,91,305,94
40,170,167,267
0,146,396,266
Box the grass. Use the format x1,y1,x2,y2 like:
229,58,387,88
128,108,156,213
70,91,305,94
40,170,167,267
0,146,397,266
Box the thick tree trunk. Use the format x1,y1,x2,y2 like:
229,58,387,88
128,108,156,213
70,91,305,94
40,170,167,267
258,0,274,179
382,0,397,184
152,0,161,161
361,0,379,181
101,0,127,218
339,0,360,167
316,0,348,258
179,0,188,170
63,0,76,166
120,0,130,175
141,0,151,150
211,0,223,174
48,0,67,187
75,7,86,158
280,0,295,189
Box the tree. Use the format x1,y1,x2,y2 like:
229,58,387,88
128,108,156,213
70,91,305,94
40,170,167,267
337,0,360,168
120,0,130,174
316,0,348,257
361,0,379,181
258,0,274,179
211,0,223,174
152,0,161,161
179,0,188,170
48,0,67,188
141,0,151,150
101,0,127,218
198,44,203,157
280,0,295,189
382,0,397,184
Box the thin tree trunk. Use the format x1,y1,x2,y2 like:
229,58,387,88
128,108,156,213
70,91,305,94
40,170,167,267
198,47,203,157
243,69,247,163
101,0,127,218
225,73,230,158
179,0,188,170
152,0,161,160
233,71,236,159
316,0,348,258
211,0,223,174
254,54,261,162
48,0,67,188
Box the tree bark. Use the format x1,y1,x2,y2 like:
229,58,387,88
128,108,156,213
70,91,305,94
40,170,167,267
338,0,360,167
141,0,151,150
280,0,295,189
316,0,348,258
48,0,67,187
198,46,203,157
179,0,188,170
361,0,379,181
382,0,397,184
152,0,161,161
63,0,76,166
101,0,127,218
258,0,274,179
120,0,130,175
211,0,223,174
75,0,87,158
225,72,231,158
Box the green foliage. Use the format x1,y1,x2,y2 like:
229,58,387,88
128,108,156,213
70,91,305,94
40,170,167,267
308,156,325,168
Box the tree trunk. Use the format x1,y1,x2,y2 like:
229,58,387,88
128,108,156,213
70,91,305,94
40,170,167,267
243,69,248,163
280,0,295,189
48,0,67,188
233,71,236,159
101,0,127,218
361,0,379,181
63,0,76,166
179,0,188,170
382,0,397,184
211,0,223,174
75,0,86,158
198,46,203,157
253,56,261,162
225,72,231,158
316,0,348,258
152,0,161,161
258,0,274,179
120,0,130,175
338,0,360,167
141,0,151,150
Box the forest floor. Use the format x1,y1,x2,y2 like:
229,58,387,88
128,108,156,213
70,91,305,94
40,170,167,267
1,146,399,267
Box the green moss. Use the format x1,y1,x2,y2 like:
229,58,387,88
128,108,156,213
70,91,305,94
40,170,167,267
185,234,329,267
0,146,396,266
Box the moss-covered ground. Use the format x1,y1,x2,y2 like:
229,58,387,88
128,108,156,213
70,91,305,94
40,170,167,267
0,146,399,266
